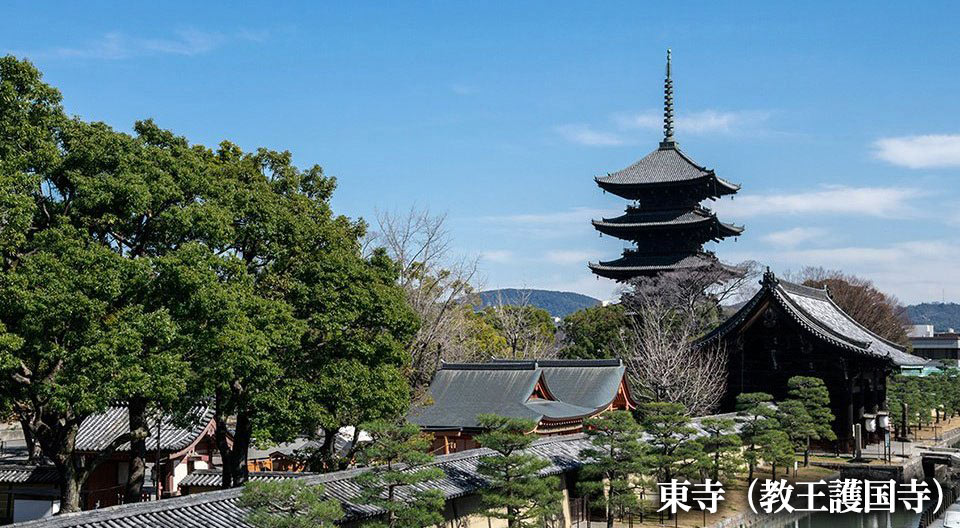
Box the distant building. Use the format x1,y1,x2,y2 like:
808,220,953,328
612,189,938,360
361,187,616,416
0,405,219,523
699,271,927,451
906,324,960,368
589,50,743,281
408,359,636,454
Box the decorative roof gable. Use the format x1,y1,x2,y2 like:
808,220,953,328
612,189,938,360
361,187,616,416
699,271,926,367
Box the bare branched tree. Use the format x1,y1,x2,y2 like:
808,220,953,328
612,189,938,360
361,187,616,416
788,266,909,345
483,289,557,360
367,207,482,391
618,260,758,415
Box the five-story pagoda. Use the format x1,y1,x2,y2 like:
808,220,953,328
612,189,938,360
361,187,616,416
589,50,743,281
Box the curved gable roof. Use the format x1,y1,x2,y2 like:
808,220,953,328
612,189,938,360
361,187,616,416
595,145,739,193
532,360,630,410
410,360,624,430
75,405,215,455
700,272,925,367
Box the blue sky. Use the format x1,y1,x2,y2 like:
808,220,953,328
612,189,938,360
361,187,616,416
5,2,960,303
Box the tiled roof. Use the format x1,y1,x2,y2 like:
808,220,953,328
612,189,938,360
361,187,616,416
10,434,593,528
180,470,312,489
699,272,927,367
0,464,58,484
407,362,599,430
597,146,708,184
592,208,743,239
75,405,215,454
589,251,718,275
490,359,631,410
595,145,739,194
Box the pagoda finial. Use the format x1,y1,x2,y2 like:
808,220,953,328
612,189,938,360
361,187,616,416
661,49,676,149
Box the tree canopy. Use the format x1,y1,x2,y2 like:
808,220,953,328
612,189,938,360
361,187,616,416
0,56,419,512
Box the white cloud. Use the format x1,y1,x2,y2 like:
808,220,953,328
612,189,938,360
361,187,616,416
615,110,771,135
544,250,595,265
449,83,479,96
479,250,514,264
761,227,829,247
714,185,925,219
13,28,261,60
481,207,615,225
554,124,626,147
558,109,771,147
873,135,960,169
750,240,960,304
477,207,614,240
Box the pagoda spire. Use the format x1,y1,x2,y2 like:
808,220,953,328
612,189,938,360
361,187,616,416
661,49,676,149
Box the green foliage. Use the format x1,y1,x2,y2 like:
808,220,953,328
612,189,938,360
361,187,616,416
759,429,795,479
354,421,444,528
475,414,561,528
459,309,507,360
480,304,556,358
579,411,649,522
776,400,814,450
0,56,419,506
786,377,836,441
781,376,835,465
736,392,778,479
888,372,960,436
560,304,627,360
698,417,743,481
240,480,342,528
638,402,703,482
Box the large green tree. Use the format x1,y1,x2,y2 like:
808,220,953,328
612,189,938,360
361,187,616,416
0,226,177,512
475,414,561,528
560,304,627,360
0,56,193,512
0,56,420,510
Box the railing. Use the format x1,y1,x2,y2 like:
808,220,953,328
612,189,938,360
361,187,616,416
919,480,959,528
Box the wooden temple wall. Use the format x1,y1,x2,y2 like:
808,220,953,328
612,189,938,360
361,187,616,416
719,303,890,452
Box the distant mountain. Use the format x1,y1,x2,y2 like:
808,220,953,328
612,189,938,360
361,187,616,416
475,289,601,318
906,303,960,332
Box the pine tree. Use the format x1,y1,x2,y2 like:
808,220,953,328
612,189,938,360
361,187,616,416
240,480,342,528
579,411,650,528
354,421,445,528
776,400,814,469
475,414,562,528
759,429,795,479
698,417,742,481
736,392,777,480
785,376,836,465
639,402,703,483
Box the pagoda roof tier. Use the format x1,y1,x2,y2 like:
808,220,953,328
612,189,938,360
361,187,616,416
591,207,743,240
588,251,724,281
594,144,740,199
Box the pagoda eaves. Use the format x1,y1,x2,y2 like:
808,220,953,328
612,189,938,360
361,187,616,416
588,49,744,281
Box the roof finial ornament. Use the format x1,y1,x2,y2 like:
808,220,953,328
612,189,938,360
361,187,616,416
762,266,778,287
661,48,676,149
